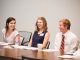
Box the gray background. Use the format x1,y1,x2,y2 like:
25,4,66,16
0,0,80,48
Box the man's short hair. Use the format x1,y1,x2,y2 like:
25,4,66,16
59,19,71,30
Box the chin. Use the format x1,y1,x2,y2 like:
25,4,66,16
60,30,63,32
38,27,42,29
12,28,15,30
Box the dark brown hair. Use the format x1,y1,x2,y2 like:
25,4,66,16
35,17,48,32
5,17,16,32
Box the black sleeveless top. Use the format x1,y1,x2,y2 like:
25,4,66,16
31,31,47,47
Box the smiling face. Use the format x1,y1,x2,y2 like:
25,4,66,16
8,20,16,30
6,17,16,31
36,17,47,32
37,19,44,30
59,21,68,33
58,19,71,33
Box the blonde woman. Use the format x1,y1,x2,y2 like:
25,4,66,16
28,17,50,49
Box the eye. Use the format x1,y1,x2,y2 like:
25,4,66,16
9,22,13,24
14,22,16,24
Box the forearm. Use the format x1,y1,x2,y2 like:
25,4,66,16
28,39,32,47
70,39,79,52
28,42,32,47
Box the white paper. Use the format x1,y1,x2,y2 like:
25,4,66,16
24,47,38,50
42,49,57,52
10,45,38,50
0,42,12,46
58,55,74,58
64,52,74,55
73,49,80,56
10,45,26,49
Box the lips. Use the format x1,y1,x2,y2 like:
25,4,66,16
10,26,15,29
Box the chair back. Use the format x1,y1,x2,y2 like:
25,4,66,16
46,41,50,49
19,31,32,46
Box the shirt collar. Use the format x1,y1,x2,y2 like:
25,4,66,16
61,30,70,37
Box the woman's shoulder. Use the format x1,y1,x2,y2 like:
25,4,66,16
45,31,50,36
34,31,38,34
13,29,19,34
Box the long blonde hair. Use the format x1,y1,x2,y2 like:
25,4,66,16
35,17,48,32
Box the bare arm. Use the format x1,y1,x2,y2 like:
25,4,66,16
28,37,32,47
14,34,20,45
42,32,50,49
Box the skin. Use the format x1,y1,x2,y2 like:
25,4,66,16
6,20,16,37
6,20,20,44
28,19,50,49
8,20,16,30
59,21,68,34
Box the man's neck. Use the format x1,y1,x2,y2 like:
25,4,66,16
62,30,69,34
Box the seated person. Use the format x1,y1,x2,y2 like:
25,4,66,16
54,18,79,54
28,17,50,49
73,49,80,56
2,17,20,44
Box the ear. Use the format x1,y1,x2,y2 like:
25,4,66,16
65,25,68,30
7,23,8,25
7,23,9,27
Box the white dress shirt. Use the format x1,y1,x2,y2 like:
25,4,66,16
2,28,19,44
54,30,79,53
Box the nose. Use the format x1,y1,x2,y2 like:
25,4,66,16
12,24,15,26
12,23,16,26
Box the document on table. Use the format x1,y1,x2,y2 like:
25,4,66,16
42,49,58,52
10,45,38,50
73,49,80,56
58,55,74,58
0,42,12,45
10,45,26,49
24,47,38,50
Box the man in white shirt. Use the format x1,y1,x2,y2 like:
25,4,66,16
54,18,79,54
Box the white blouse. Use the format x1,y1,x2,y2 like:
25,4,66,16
2,28,19,44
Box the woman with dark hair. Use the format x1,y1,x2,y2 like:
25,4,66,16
2,17,20,44
28,17,50,49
